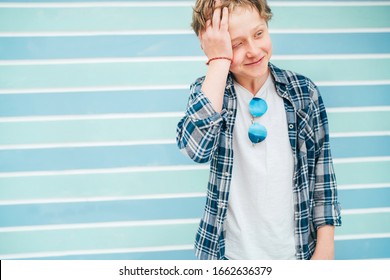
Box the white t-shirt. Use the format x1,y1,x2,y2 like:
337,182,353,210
224,75,296,260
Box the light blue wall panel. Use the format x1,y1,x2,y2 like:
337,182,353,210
0,137,389,172
0,197,205,227
0,85,389,117
0,0,389,260
1,33,389,59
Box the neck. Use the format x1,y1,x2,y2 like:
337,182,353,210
233,71,270,95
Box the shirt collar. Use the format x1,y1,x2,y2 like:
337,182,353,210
268,62,290,85
268,63,298,110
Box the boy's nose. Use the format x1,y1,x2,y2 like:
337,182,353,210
246,40,258,58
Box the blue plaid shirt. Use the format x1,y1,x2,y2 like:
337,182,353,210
176,63,342,260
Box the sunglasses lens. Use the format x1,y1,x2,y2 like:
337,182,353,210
249,97,267,118
248,123,267,144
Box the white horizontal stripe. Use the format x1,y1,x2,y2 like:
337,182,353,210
0,139,177,150
2,183,389,205
0,129,387,150
0,81,389,95
271,28,390,34
0,106,388,122
0,192,206,206
0,56,204,66
342,207,390,215
327,106,390,113
0,1,388,8
0,244,194,260
0,1,194,8
0,112,183,122
0,165,209,178
274,54,390,60
0,85,189,94
0,130,388,150
0,183,387,205
0,54,389,66
1,28,390,38
0,218,200,233
0,157,387,178
0,209,387,231
316,80,390,86
335,233,390,241
0,183,388,205
0,209,387,230
331,131,390,138
0,30,195,37
271,1,390,7
334,156,390,164
338,183,390,190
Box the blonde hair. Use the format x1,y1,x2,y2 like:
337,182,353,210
191,0,273,36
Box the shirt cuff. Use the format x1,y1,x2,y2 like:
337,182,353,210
312,202,342,230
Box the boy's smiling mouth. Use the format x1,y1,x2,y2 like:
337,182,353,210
244,55,265,66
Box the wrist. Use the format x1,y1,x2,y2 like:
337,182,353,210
205,59,231,75
206,56,232,65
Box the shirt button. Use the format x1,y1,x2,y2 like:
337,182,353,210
210,121,214,125
288,124,294,129
229,111,233,115
224,172,229,177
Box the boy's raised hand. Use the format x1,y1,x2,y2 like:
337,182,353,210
199,2,232,60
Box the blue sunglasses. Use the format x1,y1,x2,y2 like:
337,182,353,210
248,97,268,144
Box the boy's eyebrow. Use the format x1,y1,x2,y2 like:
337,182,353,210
230,23,266,41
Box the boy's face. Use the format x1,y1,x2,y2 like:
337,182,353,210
228,6,272,89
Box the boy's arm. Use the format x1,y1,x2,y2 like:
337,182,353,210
176,78,226,163
176,6,233,163
201,59,231,113
311,225,335,260
310,84,342,259
200,6,232,113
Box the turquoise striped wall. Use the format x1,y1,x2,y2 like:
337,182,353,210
0,0,389,260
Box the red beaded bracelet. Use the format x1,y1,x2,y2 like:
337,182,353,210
206,57,233,65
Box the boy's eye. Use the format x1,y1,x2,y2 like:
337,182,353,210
232,42,242,48
255,31,263,37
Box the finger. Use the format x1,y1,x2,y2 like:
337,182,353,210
212,6,221,29
220,7,229,31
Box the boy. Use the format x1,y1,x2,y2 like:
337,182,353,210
176,0,341,260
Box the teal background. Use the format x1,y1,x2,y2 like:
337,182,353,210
0,0,389,259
